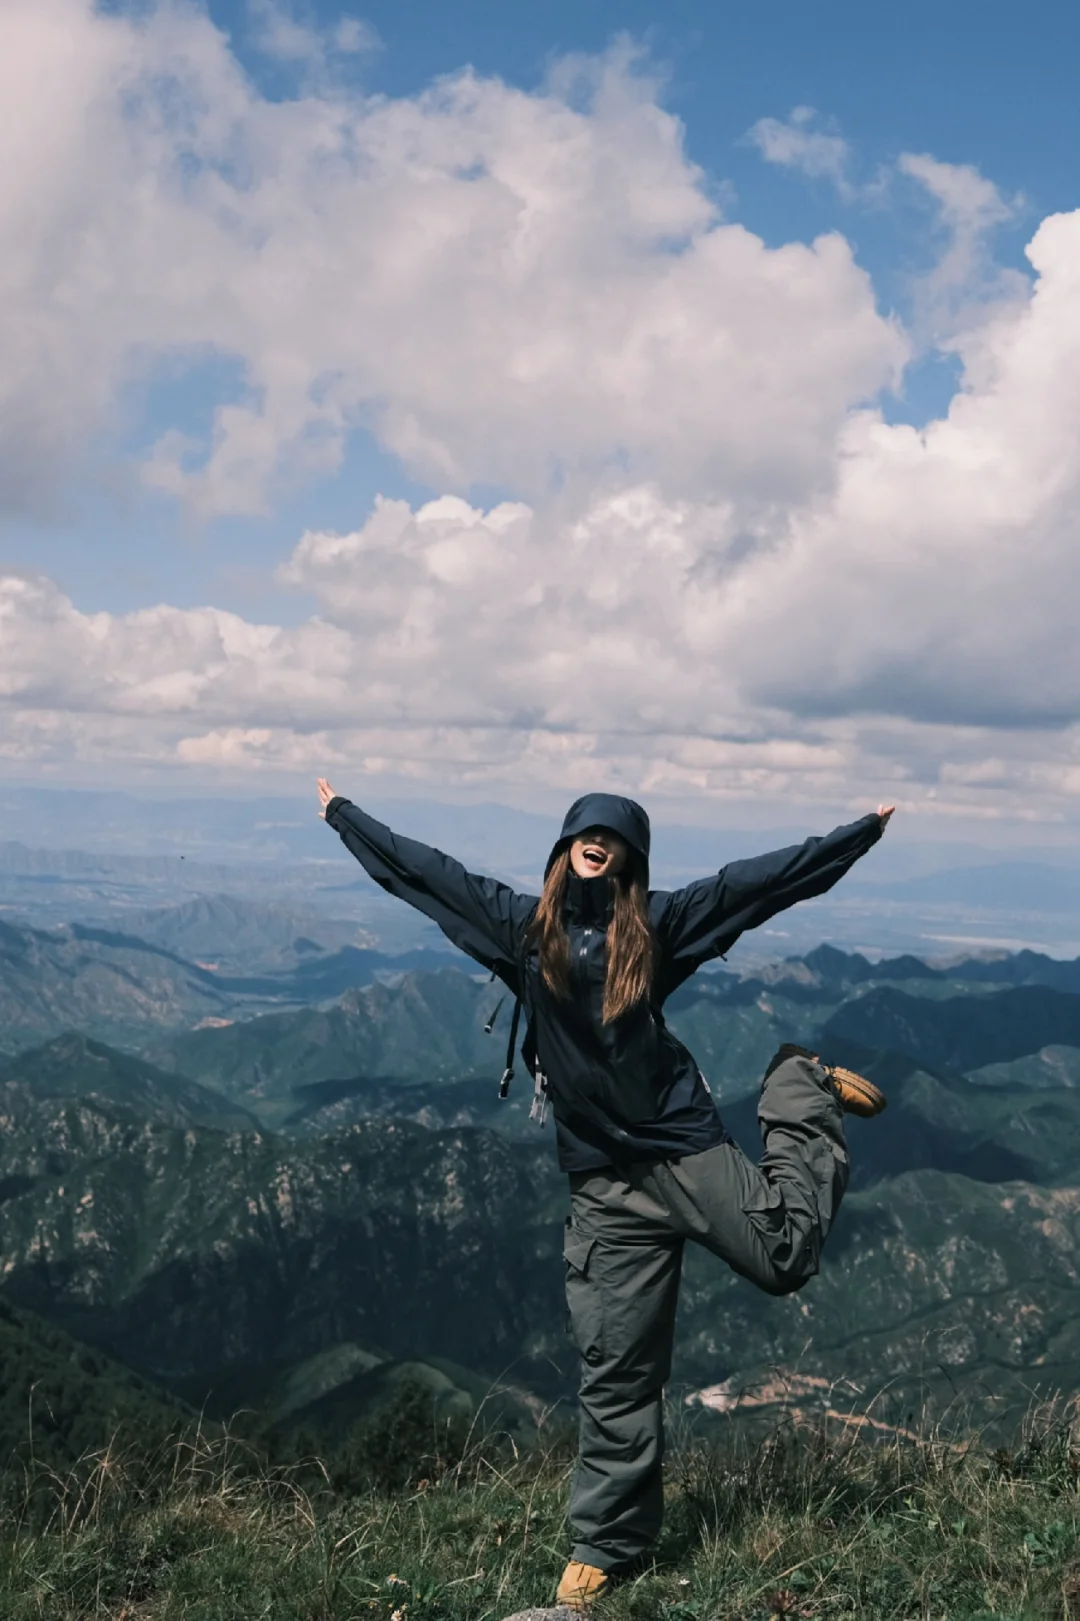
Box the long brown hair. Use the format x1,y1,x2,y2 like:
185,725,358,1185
530,847,655,1023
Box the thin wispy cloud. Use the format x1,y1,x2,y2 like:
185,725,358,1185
744,107,856,198
898,151,1026,345
247,0,379,64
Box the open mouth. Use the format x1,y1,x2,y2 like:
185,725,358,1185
583,846,607,871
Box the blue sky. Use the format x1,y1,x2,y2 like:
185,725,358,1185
2,0,1079,828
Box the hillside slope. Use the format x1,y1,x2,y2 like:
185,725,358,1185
0,1033,258,1131
0,1295,194,1477
153,967,508,1111
0,1096,567,1395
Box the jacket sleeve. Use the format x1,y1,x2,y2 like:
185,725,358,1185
657,814,883,973
323,797,537,986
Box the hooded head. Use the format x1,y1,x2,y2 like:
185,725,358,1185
545,793,651,883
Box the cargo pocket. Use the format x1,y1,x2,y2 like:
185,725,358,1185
563,1222,603,1366
742,1178,818,1289
742,1179,788,1242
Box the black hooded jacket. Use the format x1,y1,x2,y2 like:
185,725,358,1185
323,793,883,1172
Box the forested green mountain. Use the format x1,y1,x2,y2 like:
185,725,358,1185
281,1073,541,1137
0,1295,195,1479
147,951,1080,1129
678,1167,1080,1431
150,963,839,1120
0,1093,567,1394
3,1082,1080,1438
282,1047,1080,1190
824,984,1080,1072
152,967,506,1117
0,1033,258,1132
4,942,1080,1453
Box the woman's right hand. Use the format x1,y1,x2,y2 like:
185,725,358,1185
317,777,338,819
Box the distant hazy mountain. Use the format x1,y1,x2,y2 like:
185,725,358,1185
853,862,1080,914
0,840,241,882
0,917,236,1052
767,941,1080,993
0,914,464,1056
944,948,1080,993
115,893,369,971
102,893,463,978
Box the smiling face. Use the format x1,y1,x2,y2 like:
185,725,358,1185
569,826,629,880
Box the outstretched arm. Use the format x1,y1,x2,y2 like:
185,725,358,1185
317,778,537,986
657,806,894,977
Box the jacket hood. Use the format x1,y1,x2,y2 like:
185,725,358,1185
545,793,651,881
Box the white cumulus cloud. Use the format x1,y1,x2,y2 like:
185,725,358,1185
0,3,903,517
1,5,1079,827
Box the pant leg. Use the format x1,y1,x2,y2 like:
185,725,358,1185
564,1171,684,1572
649,1048,849,1296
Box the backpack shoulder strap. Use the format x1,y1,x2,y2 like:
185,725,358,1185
497,994,524,1098
496,904,537,1098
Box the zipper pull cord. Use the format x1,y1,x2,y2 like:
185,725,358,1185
483,996,505,1036
498,995,523,1099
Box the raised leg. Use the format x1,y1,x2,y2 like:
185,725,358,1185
653,1047,849,1294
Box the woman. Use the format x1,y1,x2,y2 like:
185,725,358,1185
317,779,894,1610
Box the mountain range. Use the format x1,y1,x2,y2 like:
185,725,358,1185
4,921,1080,1455
0,911,460,1056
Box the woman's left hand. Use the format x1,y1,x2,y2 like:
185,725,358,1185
317,777,338,819
877,804,896,829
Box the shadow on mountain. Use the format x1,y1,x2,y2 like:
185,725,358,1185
718,1040,1080,1189
823,984,1080,1072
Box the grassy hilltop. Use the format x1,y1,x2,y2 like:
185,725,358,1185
2,1397,1079,1620
1,1286,1079,1619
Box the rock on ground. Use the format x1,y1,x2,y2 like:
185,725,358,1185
500,1609,579,1620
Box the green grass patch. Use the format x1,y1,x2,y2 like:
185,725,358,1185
2,1396,1079,1620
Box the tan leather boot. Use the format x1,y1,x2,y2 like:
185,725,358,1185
826,1063,887,1117
767,1043,887,1117
555,1560,612,1609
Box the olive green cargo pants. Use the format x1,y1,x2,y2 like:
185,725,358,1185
563,1049,848,1573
